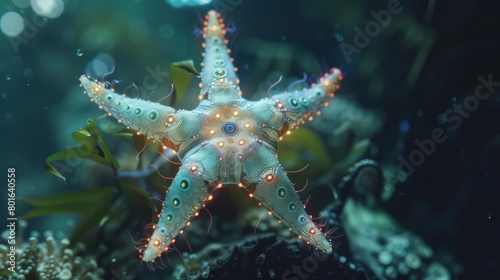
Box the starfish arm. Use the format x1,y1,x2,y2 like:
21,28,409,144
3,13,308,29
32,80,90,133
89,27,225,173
79,75,177,144
199,11,242,100
141,144,221,262
271,68,343,130
140,164,210,262
249,162,332,253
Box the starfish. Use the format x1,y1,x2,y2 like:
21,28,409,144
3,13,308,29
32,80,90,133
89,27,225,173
79,10,342,262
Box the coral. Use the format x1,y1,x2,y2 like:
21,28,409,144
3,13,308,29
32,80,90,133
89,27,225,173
0,221,104,280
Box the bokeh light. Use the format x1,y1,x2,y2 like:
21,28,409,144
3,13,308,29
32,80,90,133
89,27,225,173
166,0,212,8
1,11,24,37
31,0,65,19
13,0,31,9
85,52,116,78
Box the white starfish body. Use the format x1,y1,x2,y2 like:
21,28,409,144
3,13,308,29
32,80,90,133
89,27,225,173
79,10,342,263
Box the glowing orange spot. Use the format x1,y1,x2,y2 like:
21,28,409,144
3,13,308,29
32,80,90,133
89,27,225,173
338,75,343,80
238,183,244,188
202,43,206,48
265,174,274,182
268,211,272,216
226,49,231,54
153,239,160,246
218,142,224,147
171,239,176,244
244,123,250,128
316,111,321,116
324,101,329,107
190,165,198,172
238,140,245,145
208,195,213,201
308,116,314,121
164,247,169,252
323,81,330,87
249,193,254,198
233,111,239,116
209,129,216,135
195,212,199,217
93,87,100,93
186,222,191,226
309,228,316,234
215,113,221,119
179,230,184,234
217,183,223,189
286,131,291,135
166,116,175,124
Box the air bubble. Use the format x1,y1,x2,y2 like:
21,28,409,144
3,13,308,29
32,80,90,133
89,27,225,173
76,49,83,56
5,75,11,81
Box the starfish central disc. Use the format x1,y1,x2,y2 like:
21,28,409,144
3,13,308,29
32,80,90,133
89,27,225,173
222,122,238,135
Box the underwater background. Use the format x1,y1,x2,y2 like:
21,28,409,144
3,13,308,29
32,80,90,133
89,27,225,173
1,0,499,279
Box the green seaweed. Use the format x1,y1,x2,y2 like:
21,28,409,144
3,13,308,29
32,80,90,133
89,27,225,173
170,59,200,105
45,116,119,181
